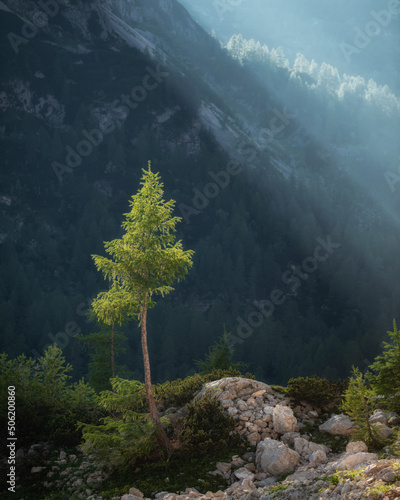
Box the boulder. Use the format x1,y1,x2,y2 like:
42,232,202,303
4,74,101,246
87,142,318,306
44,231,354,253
216,462,231,474
127,492,146,500
319,414,355,436
346,441,368,454
233,467,255,481
197,378,273,399
309,449,327,467
273,405,297,434
231,456,245,467
256,438,300,476
294,437,309,456
308,442,328,454
388,415,400,426
242,452,256,462
227,407,238,417
375,422,395,441
281,432,301,446
252,390,266,398
294,438,327,458
248,432,262,445
335,452,378,471
369,410,388,425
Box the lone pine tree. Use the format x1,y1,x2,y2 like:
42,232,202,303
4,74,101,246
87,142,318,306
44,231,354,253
92,163,194,452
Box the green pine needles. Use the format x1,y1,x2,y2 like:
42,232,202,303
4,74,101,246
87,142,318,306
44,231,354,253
341,366,383,449
195,327,248,375
92,163,194,305
368,319,400,412
78,378,157,471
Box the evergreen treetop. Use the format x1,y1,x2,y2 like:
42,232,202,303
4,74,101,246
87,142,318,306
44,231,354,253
368,319,400,412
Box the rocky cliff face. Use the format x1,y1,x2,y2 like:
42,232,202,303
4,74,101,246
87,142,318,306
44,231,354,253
1,0,287,160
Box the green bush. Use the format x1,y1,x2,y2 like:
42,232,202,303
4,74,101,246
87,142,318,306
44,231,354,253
342,367,384,450
286,375,348,408
130,368,255,413
0,348,103,450
78,378,158,471
180,392,241,455
368,320,400,413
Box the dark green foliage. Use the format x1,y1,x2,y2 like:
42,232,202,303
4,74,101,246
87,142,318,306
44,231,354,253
342,367,384,449
286,375,348,408
195,327,248,375
103,444,248,498
270,385,287,394
368,320,400,413
74,370,248,474
130,368,255,413
180,392,241,455
78,378,158,471
201,368,255,382
76,324,129,392
0,347,103,450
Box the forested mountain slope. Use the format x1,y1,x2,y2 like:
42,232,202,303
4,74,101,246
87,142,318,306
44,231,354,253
178,0,400,92
0,0,399,384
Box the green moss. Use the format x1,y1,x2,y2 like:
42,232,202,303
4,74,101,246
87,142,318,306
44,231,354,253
268,483,291,493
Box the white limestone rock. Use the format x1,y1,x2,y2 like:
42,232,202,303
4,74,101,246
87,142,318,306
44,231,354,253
335,452,378,471
273,405,297,434
369,410,388,425
256,438,300,476
309,449,327,467
375,422,395,440
233,467,255,481
319,414,355,436
346,441,368,454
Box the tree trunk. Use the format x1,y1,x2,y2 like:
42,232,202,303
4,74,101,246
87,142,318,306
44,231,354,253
140,295,173,455
364,394,378,447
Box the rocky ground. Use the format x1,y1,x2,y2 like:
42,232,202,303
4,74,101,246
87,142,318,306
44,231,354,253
6,378,400,499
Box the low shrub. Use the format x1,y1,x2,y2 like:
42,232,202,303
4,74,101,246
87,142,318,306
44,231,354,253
180,392,242,455
286,375,348,408
78,378,158,471
0,350,103,451
130,368,255,413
